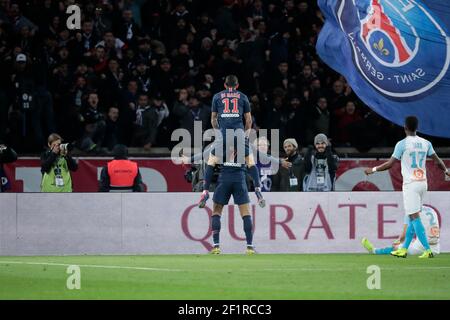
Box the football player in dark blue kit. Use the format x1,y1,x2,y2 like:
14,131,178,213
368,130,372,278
210,147,256,255
198,75,264,208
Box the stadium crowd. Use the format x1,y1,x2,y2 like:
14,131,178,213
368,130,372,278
0,0,435,155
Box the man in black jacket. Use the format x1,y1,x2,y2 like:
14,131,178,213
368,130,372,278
80,92,106,151
272,138,304,192
131,93,159,150
0,142,17,192
303,133,339,192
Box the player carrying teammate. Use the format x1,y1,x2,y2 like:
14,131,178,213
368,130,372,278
365,116,449,258
361,205,440,256
198,75,264,208
210,146,256,255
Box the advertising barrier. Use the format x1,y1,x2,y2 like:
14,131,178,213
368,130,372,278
0,192,448,255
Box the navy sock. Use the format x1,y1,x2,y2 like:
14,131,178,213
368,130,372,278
242,215,253,246
248,165,261,189
212,215,221,246
412,218,430,250
203,165,214,191
403,220,415,249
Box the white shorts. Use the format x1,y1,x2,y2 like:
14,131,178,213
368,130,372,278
402,181,427,215
401,240,440,255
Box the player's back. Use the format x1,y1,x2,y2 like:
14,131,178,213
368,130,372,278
212,88,250,131
392,135,435,184
218,162,247,183
419,206,440,247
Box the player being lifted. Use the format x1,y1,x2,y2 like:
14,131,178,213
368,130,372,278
365,116,449,258
210,146,257,255
198,75,264,208
361,205,440,256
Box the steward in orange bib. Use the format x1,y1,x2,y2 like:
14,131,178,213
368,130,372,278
99,144,144,192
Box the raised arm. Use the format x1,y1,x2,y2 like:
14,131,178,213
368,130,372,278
364,157,397,175
249,143,280,166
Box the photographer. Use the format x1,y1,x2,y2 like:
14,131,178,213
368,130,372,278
303,134,339,192
180,145,219,192
40,133,78,192
0,142,18,192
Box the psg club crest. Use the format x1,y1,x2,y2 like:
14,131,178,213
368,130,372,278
336,0,450,99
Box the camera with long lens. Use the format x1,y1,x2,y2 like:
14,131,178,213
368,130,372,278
184,166,197,183
60,143,74,154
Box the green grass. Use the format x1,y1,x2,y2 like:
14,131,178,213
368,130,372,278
0,254,449,299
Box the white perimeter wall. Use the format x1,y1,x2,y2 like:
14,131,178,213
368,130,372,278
0,192,449,255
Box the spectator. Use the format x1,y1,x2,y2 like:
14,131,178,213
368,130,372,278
173,94,211,146
152,57,175,104
0,142,17,192
8,3,38,34
96,31,126,60
98,144,144,192
71,20,100,60
132,59,152,94
132,93,158,150
266,61,292,92
134,37,153,65
303,133,339,192
93,5,113,37
215,0,239,40
99,58,124,109
115,9,140,47
9,53,54,152
267,94,288,144
195,12,216,40
104,106,121,151
286,95,306,145
151,92,170,146
196,84,212,106
328,79,348,111
119,80,139,145
40,133,78,192
334,101,363,147
272,138,304,191
306,96,330,145
79,92,106,152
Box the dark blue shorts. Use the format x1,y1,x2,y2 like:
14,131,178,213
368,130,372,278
213,181,250,205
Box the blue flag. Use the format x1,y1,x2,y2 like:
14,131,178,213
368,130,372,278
316,0,450,138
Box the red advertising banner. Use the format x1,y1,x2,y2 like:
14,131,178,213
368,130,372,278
3,158,191,192
3,158,450,192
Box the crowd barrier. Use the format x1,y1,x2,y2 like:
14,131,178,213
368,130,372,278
1,192,448,255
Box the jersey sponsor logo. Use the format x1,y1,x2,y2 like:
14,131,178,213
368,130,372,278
412,168,425,180
337,0,450,99
430,226,440,237
220,114,240,118
223,162,242,167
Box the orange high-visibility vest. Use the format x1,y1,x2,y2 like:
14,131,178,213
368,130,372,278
107,160,138,188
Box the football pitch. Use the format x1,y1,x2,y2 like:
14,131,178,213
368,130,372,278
0,254,449,300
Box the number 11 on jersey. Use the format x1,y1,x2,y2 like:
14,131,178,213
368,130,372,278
222,98,239,114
